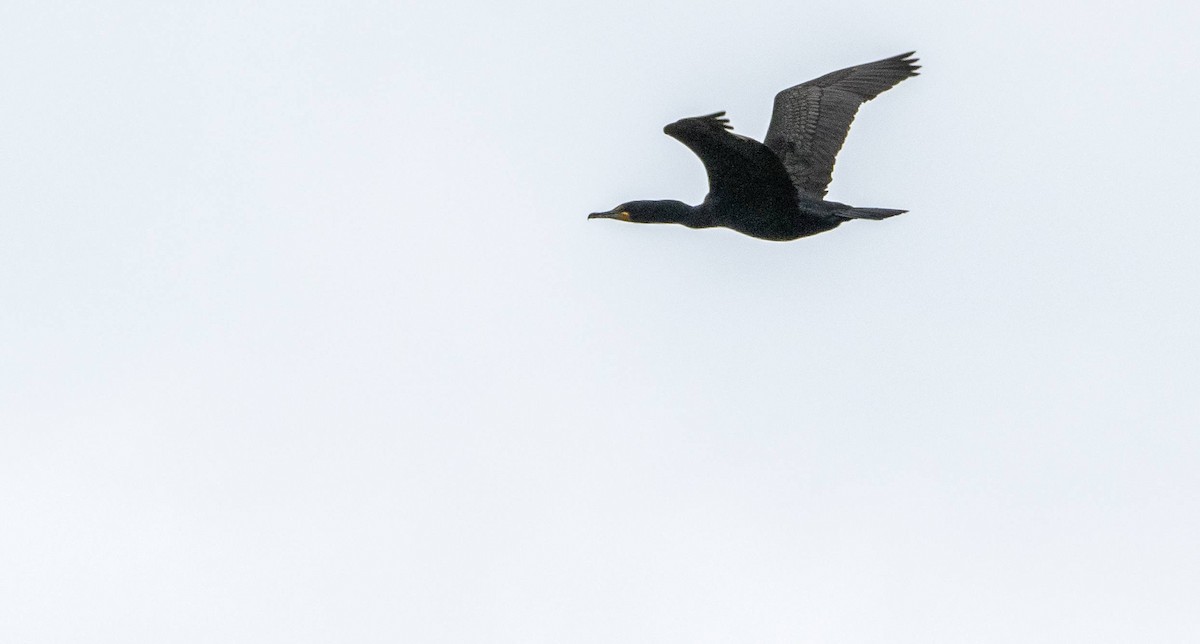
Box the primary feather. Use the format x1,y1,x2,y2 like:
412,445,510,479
764,52,920,198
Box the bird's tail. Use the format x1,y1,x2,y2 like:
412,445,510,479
833,207,907,221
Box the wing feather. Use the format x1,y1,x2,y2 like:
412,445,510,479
663,111,783,198
764,52,919,198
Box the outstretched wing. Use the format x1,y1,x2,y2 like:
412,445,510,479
763,52,919,198
663,111,789,199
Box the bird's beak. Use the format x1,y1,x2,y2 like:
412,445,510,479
588,209,631,221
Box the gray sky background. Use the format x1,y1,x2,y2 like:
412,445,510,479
3,1,1199,642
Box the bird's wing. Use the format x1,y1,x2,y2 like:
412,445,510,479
763,52,919,198
664,111,785,198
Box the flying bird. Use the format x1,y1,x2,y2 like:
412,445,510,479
589,52,919,241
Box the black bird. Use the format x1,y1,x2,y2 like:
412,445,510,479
589,52,919,241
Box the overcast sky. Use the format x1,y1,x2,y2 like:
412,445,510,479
3,1,1199,642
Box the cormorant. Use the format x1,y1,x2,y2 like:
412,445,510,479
589,52,919,241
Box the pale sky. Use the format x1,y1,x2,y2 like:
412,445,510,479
2,1,1199,642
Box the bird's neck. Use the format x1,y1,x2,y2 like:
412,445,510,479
630,199,717,229
683,198,718,229
669,199,716,229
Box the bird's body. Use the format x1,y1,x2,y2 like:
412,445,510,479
590,52,919,241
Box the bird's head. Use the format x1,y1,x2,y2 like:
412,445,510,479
588,200,694,225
